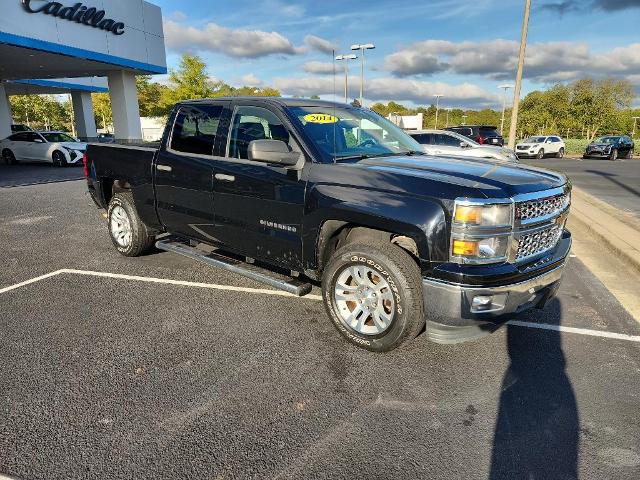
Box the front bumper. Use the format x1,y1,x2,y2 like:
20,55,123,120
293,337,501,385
422,236,570,344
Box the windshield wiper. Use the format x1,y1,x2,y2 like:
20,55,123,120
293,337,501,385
335,151,424,162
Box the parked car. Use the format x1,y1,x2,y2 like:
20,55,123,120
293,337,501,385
446,125,504,146
97,133,115,143
516,136,566,159
85,97,572,352
583,135,634,160
10,124,34,133
409,129,517,162
0,131,86,166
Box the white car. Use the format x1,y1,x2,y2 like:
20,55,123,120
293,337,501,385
1,130,87,167
408,129,518,162
515,136,566,159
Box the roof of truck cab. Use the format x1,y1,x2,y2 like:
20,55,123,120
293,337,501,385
179,97,351,108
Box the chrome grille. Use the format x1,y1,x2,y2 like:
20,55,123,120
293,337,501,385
516,224,563,261
516,193,569,222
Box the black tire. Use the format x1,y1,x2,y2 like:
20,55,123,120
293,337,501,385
107,192,155,257
609,149,618,161
321,241,425,352
2,149,17,165
625,149,633,159
52,150,66,167
537,149,545,160
557,148,565,158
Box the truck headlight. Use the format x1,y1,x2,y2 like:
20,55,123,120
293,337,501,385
451,199,514,264
453,203,512,227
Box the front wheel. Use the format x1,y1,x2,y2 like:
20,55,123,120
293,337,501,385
2,149,17,165
322,241,425,352
52,150,66,167
609,149,618,161
537,149,545,160
107,192,156,257
557,148,565,158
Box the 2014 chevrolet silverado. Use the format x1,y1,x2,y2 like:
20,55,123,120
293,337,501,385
85,98,572,352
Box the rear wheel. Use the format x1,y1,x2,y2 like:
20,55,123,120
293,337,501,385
52,150,66,167
107,192,156,257
609,149,618,161
2,149,17,165
322,241,425,352
537,149,545,160
557,148,565,158
625,149,633,159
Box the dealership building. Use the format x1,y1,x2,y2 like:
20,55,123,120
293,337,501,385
0,0,167,141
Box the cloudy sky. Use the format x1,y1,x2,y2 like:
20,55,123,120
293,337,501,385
151,0,640,109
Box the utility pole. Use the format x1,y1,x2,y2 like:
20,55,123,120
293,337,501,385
632,116,639,138
445,108,451,128
433,94,443,129
508,0,531,150
498,84,513,135
351,43,375,107
462,114,468,125
335,54,357,104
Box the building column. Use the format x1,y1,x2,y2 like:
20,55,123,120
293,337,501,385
71,91,97,140
107,71,141,141
0,83,13,140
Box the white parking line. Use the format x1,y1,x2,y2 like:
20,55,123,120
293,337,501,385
507,320,640,342
2,269,640,343
0,269,66,294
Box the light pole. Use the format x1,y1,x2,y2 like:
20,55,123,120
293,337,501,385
433,94,443,129
632,116,639,138
335,54,357,104
508,0,531,149
445,108,451,128
462,114,468,125
498,84,514,135
351,43,375,107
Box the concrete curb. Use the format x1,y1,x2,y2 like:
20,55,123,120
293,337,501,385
569,186,640,274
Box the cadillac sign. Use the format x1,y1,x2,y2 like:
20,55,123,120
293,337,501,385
21,0,126,35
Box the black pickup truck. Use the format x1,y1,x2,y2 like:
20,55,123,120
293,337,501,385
85,97,572,352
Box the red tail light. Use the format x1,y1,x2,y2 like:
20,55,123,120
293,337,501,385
82,152,89,177
477,136,484,145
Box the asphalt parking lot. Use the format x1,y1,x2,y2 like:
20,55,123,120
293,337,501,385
1,173,640,479
525,158,640,217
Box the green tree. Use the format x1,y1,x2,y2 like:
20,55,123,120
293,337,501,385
9,95,69,131
92,93,112,131
136,75,170,117
162,54,215,107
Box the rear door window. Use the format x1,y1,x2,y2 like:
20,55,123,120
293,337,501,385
170,104,224,156
411,134,433,145
435,134,461,147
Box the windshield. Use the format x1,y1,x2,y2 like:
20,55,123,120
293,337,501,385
42,132,77,143
594,136,619,144
524,136,546,143
286,106,422,161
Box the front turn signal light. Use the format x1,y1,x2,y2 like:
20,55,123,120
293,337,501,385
452,240,479,256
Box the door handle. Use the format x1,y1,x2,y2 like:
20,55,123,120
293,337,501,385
215,174,235,182
157,164,172,172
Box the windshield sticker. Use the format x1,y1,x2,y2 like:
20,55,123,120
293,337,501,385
304,113,338,124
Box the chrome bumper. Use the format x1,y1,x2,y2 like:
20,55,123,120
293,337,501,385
423,263,566,344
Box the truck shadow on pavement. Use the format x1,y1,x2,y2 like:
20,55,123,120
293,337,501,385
490,299,580,480
585,169,640,199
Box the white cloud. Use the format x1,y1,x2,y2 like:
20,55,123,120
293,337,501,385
384,39,640,85
163,20,303,58
304,35,337,54
303,61,336,74
240,74,262,86
272,76,499,108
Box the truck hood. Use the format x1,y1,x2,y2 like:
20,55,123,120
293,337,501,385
354,154,566,198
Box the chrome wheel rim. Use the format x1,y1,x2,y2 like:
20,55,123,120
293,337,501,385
334,265,395,336
110,206,132,248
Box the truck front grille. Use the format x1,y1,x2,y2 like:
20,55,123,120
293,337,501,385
516,193,569,223
516,224,564,261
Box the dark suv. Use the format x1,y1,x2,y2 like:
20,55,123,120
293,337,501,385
446,125,504,146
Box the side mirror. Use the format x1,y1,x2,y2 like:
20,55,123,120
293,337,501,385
33,138,44,143
460,141,469,148
248,139,301,167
